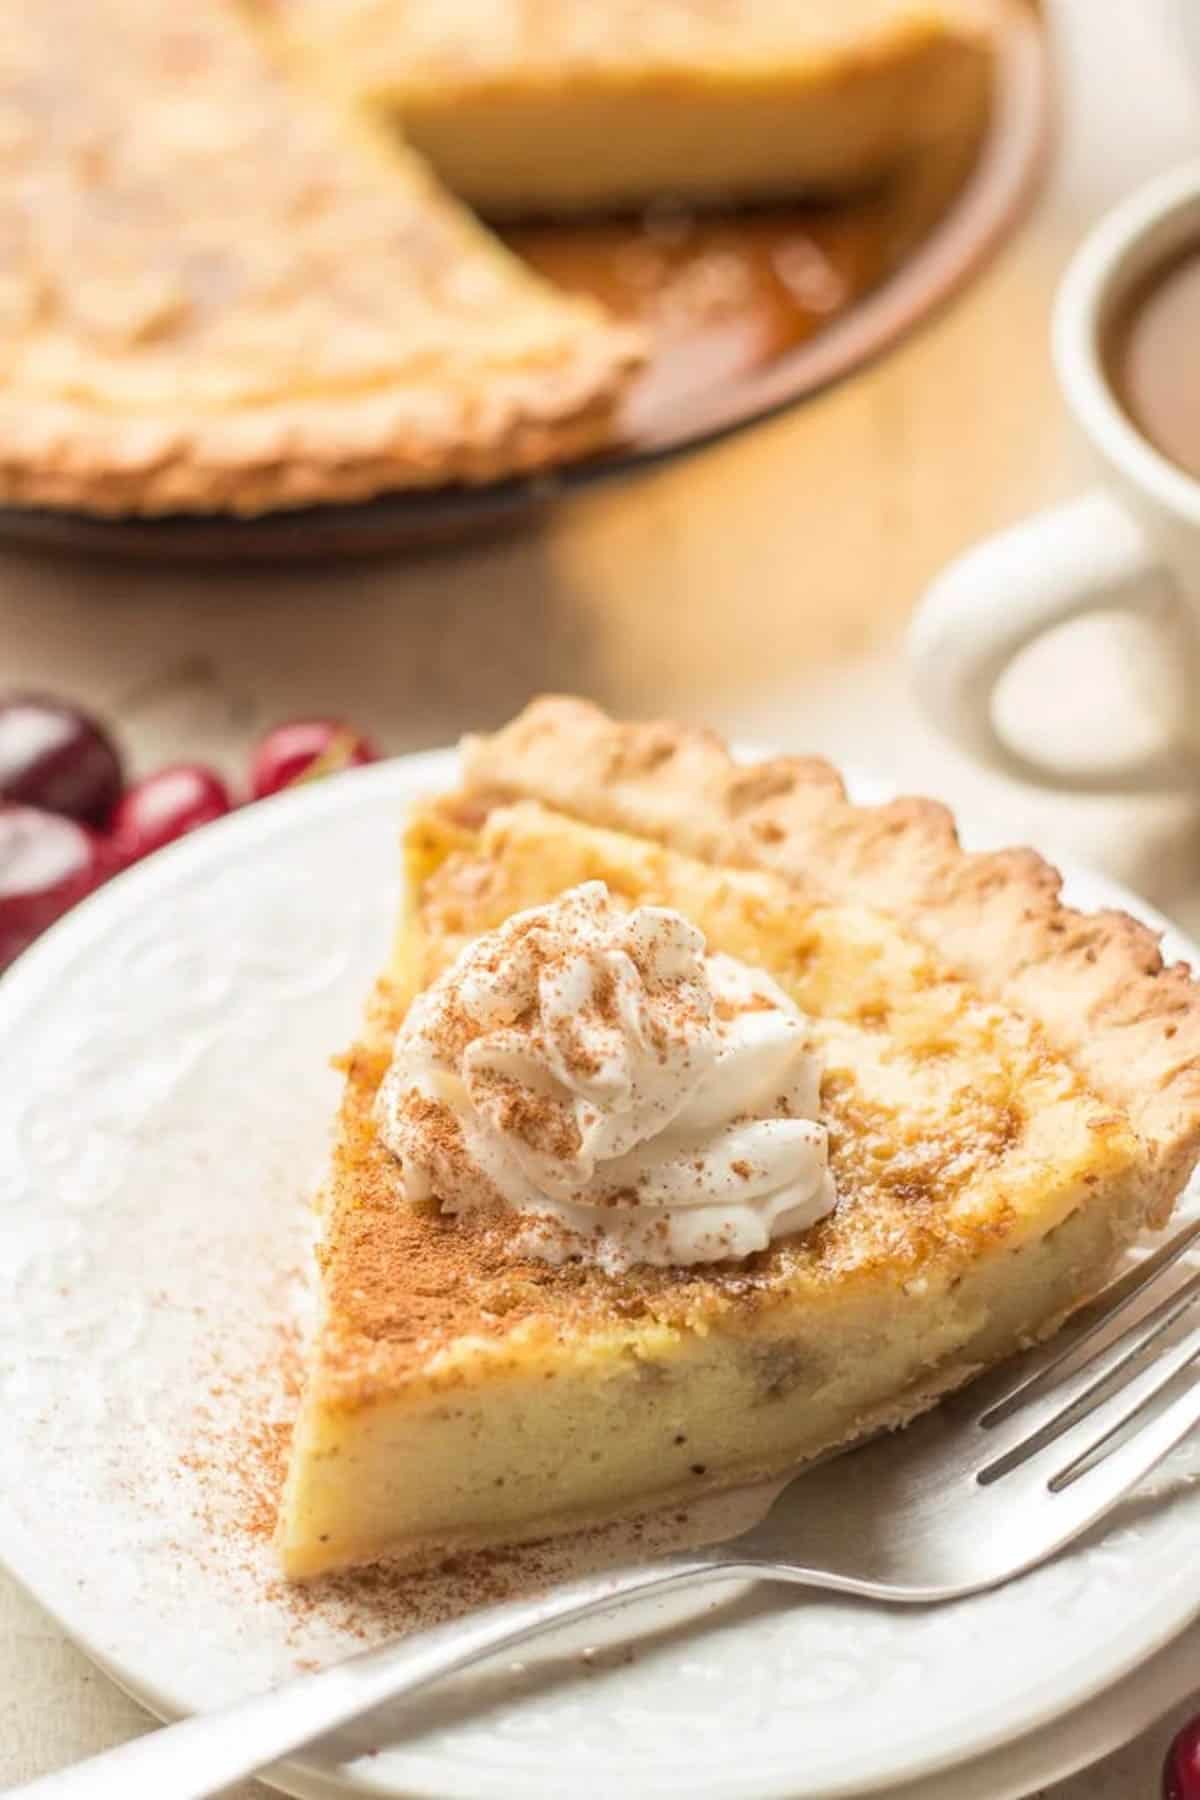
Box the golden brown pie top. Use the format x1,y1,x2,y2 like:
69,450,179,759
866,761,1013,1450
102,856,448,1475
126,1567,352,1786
0,0,640,514
319,800,1135,1398
307,700,1200,1408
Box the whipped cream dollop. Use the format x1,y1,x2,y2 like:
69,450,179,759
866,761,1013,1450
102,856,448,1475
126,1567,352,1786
376,881,835,1272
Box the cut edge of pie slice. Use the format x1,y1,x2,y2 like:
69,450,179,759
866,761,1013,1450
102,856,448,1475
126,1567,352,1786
276,697,1200,1580
0,0,642,518
265,0,998,219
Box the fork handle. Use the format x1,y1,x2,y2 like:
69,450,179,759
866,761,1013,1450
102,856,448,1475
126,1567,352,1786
12,1553,739,1800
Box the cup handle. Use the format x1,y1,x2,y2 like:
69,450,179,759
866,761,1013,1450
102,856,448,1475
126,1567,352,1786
908,489,1199,793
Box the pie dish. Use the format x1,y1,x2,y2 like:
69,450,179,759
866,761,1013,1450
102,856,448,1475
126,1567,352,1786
276,697,1200,1579
0,0,995,519
263,0,994,218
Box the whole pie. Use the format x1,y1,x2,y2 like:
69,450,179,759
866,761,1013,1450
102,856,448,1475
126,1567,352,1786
277,698,1200,1579
0,0,992,517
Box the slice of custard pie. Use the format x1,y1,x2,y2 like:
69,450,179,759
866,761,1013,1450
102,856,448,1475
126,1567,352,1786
277,698,1200,1579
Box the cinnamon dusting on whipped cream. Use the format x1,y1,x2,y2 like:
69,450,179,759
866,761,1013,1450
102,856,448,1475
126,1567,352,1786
376,881,835,1271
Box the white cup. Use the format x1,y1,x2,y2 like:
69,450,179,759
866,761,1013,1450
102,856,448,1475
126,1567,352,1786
909,162,1200,793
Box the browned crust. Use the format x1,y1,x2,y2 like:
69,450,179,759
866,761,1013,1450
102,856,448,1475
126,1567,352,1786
0,353,636,519
462,697,1200,1218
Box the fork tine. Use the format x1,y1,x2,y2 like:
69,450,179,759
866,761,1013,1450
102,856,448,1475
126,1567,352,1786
974,1351,1200,1588
977,1215,1200,1428
978,1312,1200,1488
974,1264,1200,1476
1050,1344,1200,1491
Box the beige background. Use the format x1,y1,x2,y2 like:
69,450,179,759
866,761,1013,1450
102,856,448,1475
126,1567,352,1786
4,0,1200,1793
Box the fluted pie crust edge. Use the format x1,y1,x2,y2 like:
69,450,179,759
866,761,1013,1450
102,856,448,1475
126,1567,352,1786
464,697,1200,1216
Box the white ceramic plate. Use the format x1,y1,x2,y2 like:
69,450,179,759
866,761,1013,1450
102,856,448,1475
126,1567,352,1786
1,751,1198,1800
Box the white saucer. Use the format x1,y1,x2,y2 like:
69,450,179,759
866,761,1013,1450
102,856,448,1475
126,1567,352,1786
0,750,1197,1799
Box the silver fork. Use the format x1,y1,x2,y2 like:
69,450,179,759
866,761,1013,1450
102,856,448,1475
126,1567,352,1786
15,1217,1200,1800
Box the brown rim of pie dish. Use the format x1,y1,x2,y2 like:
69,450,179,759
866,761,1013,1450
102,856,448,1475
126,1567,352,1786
0,1,1051,564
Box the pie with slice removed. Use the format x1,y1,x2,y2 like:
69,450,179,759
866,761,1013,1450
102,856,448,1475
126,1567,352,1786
0,0,995,516
276,698,1200,1579
263,0,995,218
0,0,640,517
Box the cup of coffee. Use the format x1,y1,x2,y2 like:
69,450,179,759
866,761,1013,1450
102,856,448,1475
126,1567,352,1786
910,162,1200,792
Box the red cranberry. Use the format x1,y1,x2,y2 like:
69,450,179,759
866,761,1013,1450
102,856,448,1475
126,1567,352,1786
0,694,123,827
110,764,232,865
249,718,378,799
0,806,112,970
1165,1715,1200,1799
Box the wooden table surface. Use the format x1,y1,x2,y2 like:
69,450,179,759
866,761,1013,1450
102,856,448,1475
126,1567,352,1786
4,1,1200,1794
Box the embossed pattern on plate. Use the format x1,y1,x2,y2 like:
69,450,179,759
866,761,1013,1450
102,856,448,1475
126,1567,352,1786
0,752,1197,1800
